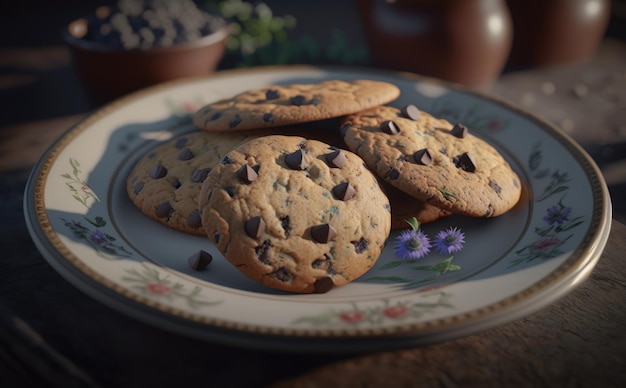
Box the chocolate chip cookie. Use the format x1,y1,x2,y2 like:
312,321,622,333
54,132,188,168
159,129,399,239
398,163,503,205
341,105,522,217
383,181,451,229
192,79,401,132
198,135,391,293
126,130,260,235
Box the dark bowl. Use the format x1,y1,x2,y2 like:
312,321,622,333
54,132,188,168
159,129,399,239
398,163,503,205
64,12,229,106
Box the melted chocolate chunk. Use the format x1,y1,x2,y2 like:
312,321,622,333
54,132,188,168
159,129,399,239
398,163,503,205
414,148,433,166
489,179,502,194
290,95,307,106
332,182,356,201
149,165,167,179
229,114,242,128
237,164,258,183
132,181,144,195
191,168,211,183
175,137,188,149
272,267,293,282
172,179,181,189
245,216,265,239
314,276,334,293
265,89,279,100
401,104,420,120
262,112,273,123
351,237,368,254
177,148,194,161
311,223,337,243
312,255,331,270
187,210,202,228
187,250,212,270
156,202,173,218
454,152,477,173
387,167,401,180
280,215,291,237
450,123,469,138
285,149,307,170
255,240,271,264
380,120,400,135
326,149,347,168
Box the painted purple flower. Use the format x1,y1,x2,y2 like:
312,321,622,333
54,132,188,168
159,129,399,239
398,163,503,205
543,205,572,225
89,229,106,244
434,227,465,254
394,229,431,261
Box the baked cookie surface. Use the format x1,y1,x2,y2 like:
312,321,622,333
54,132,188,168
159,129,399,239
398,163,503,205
192,79,400,132
126,130,260,235
198,135,391,293
341,105,522,217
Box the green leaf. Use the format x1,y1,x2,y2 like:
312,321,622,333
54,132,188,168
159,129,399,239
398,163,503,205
378,261,405,270
364,276,412,283
404,217,420,231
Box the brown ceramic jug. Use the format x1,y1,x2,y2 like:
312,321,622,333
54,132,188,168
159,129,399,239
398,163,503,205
506,0,611,68
356,0,513,85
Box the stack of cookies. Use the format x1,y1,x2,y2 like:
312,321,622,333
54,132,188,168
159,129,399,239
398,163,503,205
126,79,522,293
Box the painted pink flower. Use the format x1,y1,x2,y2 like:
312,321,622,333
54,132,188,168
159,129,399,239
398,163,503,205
339,310,366,324
382,305,409,319
488,119,503,132
530,237,561,253
147,283,171,295
181,102,198,113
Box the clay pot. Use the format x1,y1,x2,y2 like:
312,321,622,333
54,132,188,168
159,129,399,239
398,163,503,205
506,0,611,68
356,0,513,85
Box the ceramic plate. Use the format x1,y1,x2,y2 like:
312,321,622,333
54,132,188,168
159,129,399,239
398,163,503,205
24,66,612,353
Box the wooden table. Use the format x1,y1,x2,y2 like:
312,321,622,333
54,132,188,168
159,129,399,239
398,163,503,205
1,42,625,387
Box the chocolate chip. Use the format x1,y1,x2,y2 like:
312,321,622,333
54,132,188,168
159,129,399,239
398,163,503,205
280,215,291,237
224,187,235,198
177,148,194,161
237,164,258,183
229,114,242,128
314,276,334,293
332,182,356,201
191,168,211,183
221,155,233,165
187,210,202,228
255,240,270,264
132,181,144,195
172,179,181,189
149,165,167,179
285,149,307,170
210,112,223,121
311,223,337,243
489,179,502,194
451,123,469,138
265,89,279,100
290,95,307,106
387,167,401,180
156,202,172,218
351,237,368,254
272,267,293,282
245,216,265,239
175,137,188,149
311,97,320,105
414,148,433,165
326,149,347,168
401,104,420,120
454,152,477,172
262,112,273,123
380,120,400,135
187,250,212,270
312,255,331,270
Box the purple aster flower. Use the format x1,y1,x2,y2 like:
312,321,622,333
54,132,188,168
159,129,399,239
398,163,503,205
434,227,465,254
89,229,106,245
543,205,572,225
394,229,431,261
